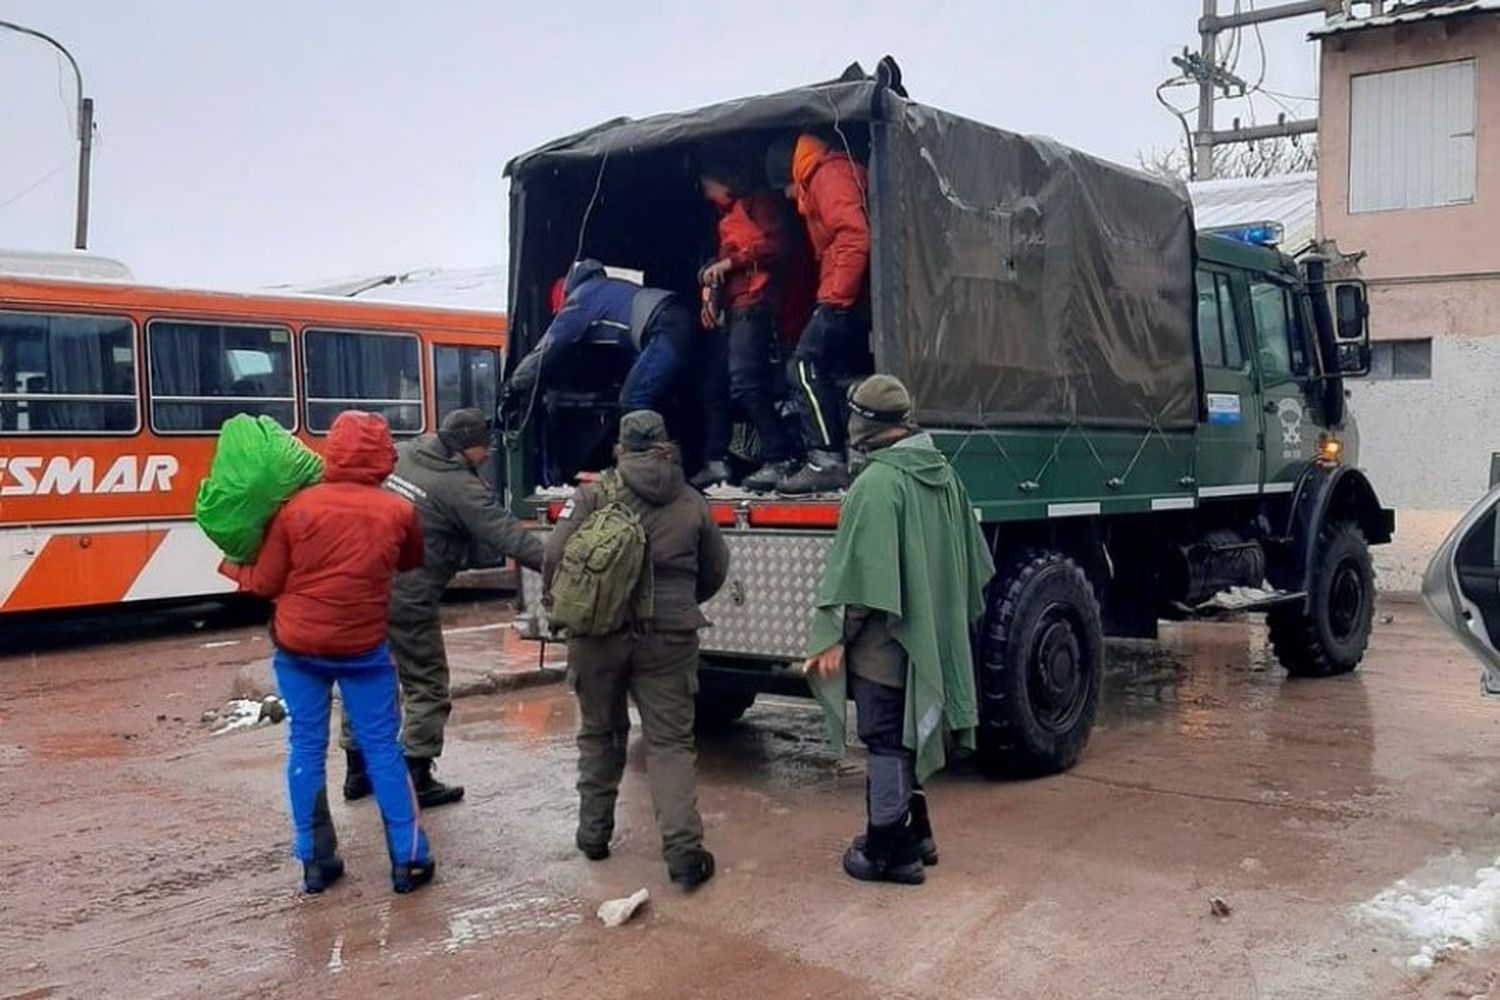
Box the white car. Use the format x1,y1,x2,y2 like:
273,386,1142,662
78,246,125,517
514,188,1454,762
1423,485,1500,695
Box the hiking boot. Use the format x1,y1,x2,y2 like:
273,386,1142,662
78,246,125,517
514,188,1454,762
391,858,437,894
742,460,796,493
576,831,611,862
668,848,716,890
406,756,465,809
841,820,925,886
302,855,345,895
777,450,849,495
689,460,732,491
909,790,939,866
342,748,372,802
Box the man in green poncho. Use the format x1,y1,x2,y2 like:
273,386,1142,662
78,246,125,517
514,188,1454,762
803,374,994,886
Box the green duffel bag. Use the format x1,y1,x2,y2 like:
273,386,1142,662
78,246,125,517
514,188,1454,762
195,414,323,562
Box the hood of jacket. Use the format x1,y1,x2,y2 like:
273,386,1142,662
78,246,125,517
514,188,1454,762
616,447,685,506
791,134,830,190
405,432,469,473
323,411,397,485
868,432,953,489
565,258,607,294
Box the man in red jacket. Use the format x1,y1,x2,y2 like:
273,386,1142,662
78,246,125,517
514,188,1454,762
697,161,794,491
221,410,436,896
766,131,872,494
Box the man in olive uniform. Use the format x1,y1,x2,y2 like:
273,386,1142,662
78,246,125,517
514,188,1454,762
803,376,994,885
343,408,544,808
543,411,729,889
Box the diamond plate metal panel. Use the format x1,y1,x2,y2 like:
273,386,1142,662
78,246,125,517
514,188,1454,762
517,530,834,660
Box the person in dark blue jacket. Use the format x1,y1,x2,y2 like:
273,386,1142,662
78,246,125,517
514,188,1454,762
504,260,728,477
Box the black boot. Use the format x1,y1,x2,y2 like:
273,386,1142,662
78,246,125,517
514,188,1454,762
343,748,372,802
392,858,437,894
842,817,925,886
668,848,716,890
406,756,465,808
909,789,939,866
302,856,345,894
576,830,610,861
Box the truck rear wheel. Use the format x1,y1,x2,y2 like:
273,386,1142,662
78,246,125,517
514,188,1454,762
977,551,1103,779
694,687,757,732
1267,520,1374,678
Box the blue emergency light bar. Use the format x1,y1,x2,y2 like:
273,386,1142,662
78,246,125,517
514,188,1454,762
1204,220,1284,247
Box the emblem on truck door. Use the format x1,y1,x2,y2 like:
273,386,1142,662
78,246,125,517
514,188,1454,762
1276,398,1305,457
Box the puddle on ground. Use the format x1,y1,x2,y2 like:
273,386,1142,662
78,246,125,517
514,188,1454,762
436,885,584,954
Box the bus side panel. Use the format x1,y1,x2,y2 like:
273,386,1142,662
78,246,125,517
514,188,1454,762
0,522,234,613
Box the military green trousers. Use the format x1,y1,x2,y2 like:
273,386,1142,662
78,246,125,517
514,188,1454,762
340,608,450,760
568,630,704,866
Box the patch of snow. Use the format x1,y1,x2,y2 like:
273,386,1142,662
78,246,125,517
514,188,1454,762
211,699,266,735
597,888,650,928
1357,853,1500,971
200,640,241,649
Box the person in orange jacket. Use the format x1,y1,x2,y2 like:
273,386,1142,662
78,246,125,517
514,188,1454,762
696,159,794,491
765,132,872,495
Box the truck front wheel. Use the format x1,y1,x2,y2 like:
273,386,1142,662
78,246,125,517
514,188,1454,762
1267,520,1375,678
977,552,1103,779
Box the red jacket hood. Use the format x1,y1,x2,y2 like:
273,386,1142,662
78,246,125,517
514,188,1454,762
323,411,397,485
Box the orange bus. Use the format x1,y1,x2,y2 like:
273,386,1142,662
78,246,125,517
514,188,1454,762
0,267,505,614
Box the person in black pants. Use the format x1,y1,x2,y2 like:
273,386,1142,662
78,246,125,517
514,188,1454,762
696,164,795,491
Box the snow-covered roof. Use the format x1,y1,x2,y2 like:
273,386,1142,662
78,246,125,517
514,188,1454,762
0,248,134,281
1187,172,1318,252
273,265,505,311
1311,1,1500,38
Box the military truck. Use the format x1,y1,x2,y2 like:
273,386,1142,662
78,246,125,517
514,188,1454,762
498,59,1393,777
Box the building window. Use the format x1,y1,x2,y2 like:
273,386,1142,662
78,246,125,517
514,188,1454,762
1196,270,1244,369
1349,59,1475,214
147,320,295,433
1248,280,1308,377
0,310,138,433
1368,338,1433,381
303,328,423,434
433,344,499,425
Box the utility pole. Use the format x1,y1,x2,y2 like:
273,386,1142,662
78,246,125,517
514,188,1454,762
0,20,95,249
1178,0,1326,180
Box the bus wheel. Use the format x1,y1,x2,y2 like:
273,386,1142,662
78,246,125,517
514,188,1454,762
1268,521,1374,678
977,551,1103,780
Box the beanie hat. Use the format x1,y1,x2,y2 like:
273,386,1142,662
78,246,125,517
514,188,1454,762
847,374,915,449
438,407,490,451
618,409,669,452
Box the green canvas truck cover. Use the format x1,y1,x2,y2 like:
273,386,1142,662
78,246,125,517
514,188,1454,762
504,58,1198,432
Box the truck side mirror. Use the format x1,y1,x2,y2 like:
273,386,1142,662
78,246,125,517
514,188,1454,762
1424,486,1500,695
1334,282,1371,376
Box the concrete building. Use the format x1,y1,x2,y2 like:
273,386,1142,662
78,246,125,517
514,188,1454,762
1313,1,1500,589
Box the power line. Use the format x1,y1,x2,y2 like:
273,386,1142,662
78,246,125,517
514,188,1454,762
0,156,73,212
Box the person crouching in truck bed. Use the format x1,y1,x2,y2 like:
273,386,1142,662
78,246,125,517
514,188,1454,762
544,410,729,889
803,376,995,885
765,131,873,495
219,410,437,895
696,159,797,493
503,259,730,474
342,408,544,809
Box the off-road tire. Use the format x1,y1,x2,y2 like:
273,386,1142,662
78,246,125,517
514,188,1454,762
977,551,1104,779
1267,520,1374,678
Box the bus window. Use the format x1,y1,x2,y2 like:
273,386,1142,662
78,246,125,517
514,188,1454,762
434,344,499,423
0,310,138,434
147,320,295,432
303,328,423,434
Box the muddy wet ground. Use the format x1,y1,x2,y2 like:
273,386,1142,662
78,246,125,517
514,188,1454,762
4,600,1500,999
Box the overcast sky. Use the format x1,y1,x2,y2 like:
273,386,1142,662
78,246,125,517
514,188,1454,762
0,1,1321,293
